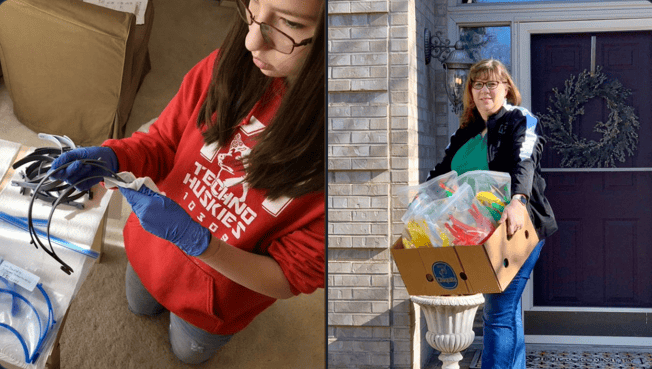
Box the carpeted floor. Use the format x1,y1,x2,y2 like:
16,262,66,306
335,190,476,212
0,0,325,367
59,220,324,369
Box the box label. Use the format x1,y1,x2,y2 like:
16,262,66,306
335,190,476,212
431,261,458,290
0,261,40,292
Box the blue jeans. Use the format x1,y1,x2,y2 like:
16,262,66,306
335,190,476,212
481,239,545,369
125,262,233,364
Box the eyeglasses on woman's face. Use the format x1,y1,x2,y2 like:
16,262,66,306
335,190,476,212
236,0,313,55
471,81,505,90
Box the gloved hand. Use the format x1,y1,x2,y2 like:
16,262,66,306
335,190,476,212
49,146,119,191
119,185,212,256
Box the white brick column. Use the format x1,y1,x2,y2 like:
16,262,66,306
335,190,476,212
328,1,449,368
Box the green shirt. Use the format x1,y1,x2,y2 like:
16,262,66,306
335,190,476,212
451,133,489,175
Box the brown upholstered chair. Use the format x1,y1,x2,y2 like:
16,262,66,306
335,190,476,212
0,0,154,145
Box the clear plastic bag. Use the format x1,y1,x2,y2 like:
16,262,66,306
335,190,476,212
400,170,510,247
401,217,434,249
0,226,82,369
0,279,55,365
399,171,458,224
402,195,453,248
420,183,492,246
457,170,511,223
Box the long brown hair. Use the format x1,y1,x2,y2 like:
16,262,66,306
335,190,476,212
459,59,521,129
198,1,325,200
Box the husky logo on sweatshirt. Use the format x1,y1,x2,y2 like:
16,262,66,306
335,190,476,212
185,119,292,241
215,134,251,202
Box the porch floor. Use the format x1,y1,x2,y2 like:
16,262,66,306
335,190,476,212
426,343,652,368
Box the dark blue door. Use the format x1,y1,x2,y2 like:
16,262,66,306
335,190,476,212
530,31,652,309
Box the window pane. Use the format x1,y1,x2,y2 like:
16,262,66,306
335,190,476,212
460,26,511,72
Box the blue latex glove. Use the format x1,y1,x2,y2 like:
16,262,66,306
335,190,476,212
119,186,212,256
49,147,119,191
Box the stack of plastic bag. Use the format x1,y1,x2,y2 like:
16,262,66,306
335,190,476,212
400,170,511,249
0,276,56,367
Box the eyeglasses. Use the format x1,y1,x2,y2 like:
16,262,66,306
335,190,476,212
471,81,505,90
236,0,313,55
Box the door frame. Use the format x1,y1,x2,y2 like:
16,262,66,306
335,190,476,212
517,19,652,345
446,3,652,344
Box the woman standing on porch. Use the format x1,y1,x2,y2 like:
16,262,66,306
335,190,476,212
427,59,557,369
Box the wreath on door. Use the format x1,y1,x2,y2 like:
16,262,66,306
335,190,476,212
538,67,640,168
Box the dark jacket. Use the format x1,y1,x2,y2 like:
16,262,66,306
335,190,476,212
427,104,558,239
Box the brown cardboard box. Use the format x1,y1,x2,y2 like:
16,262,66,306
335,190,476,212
391,215,539,296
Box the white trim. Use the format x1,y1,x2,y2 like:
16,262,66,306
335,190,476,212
449,1,652,23
525,335,652,346
518,18,652,33
511,23,521,86
523,278,535,311
445,16,462,137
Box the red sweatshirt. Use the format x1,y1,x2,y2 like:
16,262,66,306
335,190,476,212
103,50,325,335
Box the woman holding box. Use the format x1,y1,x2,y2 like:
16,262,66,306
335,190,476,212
427,59,557,369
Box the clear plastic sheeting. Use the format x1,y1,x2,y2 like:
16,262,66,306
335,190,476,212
0,138,113,368
0,140,21,185
0,139,113,263
0,222,88,369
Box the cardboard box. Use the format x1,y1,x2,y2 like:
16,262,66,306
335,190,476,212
391,216,539,296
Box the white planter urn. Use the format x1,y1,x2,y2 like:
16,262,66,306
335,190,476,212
410,294,485,369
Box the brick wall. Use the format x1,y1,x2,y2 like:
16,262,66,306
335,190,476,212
328,0,449,368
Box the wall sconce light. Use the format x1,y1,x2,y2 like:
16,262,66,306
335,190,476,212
424,28,475,115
